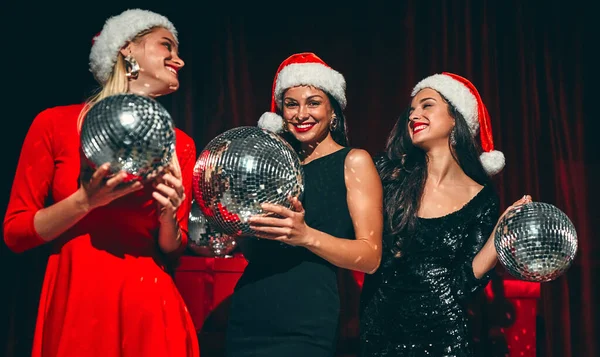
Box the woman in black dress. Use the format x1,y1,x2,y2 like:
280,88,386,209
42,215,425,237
224,52,383,357
359,72,531,356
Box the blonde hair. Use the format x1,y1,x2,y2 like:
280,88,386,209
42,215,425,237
78,27,182,179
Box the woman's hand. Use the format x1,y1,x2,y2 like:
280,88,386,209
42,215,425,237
79,160,143,211
152,172,186,223
248,196,312,246
494,194,533,232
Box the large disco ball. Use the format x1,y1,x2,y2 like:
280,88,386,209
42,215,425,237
80,93,175,182
188,200,237,257
494,202,578,282
193,126,304,236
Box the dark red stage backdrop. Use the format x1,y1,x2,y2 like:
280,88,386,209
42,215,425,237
1,1,594,356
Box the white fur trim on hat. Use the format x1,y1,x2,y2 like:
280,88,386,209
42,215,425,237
258,112,285,133
480,150,505,175
89,9,178,84
411,74,479,135
274,63,347,109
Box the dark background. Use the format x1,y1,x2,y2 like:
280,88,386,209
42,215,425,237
1,1,595,356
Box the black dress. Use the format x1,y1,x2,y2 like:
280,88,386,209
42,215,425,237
359,184,499,357
225,147,355,357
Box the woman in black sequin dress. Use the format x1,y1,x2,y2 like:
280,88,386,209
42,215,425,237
224,53,383,357
359,73,531,356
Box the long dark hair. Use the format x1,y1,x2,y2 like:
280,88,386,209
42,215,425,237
378,94,491,253
279,92,349,154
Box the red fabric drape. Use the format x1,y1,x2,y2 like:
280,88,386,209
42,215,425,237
1,1,594,356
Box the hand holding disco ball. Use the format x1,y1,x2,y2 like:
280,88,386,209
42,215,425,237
80,93,176,182
494,201,578,282
192,126,304,237
188,199,237,257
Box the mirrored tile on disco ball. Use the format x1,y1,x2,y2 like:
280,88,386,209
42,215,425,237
188,200,237,257
494,202,578,282
80,93,175,182
193,126,304,236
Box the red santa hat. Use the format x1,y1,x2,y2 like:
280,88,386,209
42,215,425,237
411,72,505,175
89,9,178,84
258,52,346,133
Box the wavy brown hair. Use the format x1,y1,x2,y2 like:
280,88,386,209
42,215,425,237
377,94,491,254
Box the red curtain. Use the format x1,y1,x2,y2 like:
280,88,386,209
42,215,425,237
1,1,595,356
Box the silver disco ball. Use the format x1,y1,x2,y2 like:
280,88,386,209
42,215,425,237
192,126,304,236
80,93,175,182
188,200,237,257
494,202,578,282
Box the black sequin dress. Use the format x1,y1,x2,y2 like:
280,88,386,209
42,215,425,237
225,148,354,357
359,184,499,357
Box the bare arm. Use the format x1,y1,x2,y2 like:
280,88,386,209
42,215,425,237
471,195,532,278
250,149,383,274
472,233,499,279
303,149,383,273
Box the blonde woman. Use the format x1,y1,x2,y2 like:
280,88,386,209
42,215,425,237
4,9,199,357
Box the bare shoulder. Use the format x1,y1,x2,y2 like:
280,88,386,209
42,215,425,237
463,176,485,197
449,176,485,205
344,148,376,170
344,149,381,192
344,148,383,210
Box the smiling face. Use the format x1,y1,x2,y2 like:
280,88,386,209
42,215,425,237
281,86,335,145
121,27,185,97
408,88,456,151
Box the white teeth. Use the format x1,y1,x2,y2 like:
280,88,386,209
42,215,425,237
166,66,176,74
413,124,428,132
296,123,315,129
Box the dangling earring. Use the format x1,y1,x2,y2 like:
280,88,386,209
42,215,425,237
329,114,338,131
450,127,457,146
124,55,140,80
281,117,289,132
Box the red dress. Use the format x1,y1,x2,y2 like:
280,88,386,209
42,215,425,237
4,104,200,357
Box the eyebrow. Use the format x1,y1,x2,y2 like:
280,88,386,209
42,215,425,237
284,95,324,101
409,97,437,110
162,37,179,49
